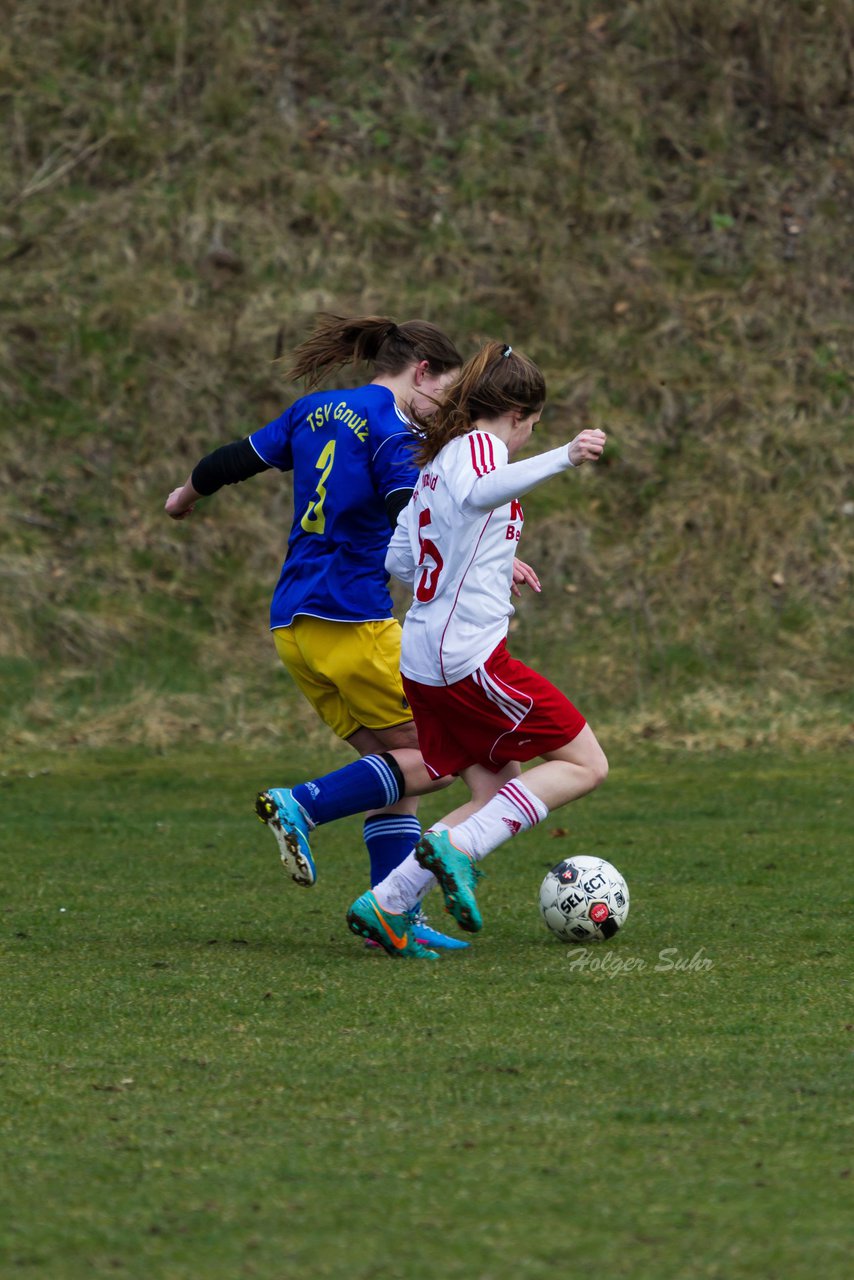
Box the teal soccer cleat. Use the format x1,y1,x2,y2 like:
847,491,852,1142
346,892,439,959
362,905,470,952
255,788,317,886
414,830,483,932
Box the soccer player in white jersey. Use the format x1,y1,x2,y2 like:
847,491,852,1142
345,340,609,957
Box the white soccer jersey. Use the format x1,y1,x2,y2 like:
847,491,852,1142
386,430,574,686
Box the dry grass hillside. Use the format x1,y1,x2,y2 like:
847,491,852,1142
1,0,852,752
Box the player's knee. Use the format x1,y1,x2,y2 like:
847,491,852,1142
378,751,407,800
587,747,609,790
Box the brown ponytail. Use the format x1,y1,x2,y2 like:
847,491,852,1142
413,340,546,466
287,314,461,388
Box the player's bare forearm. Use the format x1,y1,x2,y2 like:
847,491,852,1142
164,477,202,520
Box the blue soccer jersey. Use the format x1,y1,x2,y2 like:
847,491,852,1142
250,384,418,628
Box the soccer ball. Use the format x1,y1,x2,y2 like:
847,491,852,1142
539,855,630,943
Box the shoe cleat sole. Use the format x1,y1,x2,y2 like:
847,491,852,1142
254,791,316,887
416,842,482,933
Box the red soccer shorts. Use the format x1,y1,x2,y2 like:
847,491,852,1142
402,640,586,777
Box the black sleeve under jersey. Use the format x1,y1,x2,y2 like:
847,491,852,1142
385,487,413,529
191,438,270,496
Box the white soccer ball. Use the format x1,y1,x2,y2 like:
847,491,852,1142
539,855,630,943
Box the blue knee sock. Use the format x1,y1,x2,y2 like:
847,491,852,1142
291,754,404,827
363,813,422,887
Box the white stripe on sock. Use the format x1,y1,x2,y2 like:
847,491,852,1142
362,755,399,807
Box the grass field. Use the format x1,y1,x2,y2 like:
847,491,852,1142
2,745,852,1278
3,6,851,1273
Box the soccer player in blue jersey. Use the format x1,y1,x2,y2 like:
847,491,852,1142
165,314,465,948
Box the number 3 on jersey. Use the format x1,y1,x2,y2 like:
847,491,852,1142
416,507,444,601
301,440,336,534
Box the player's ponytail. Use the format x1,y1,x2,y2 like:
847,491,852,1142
413,340,546,466
287,314,461,388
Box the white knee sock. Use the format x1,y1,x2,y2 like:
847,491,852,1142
447,780,548,859
372,853,435,915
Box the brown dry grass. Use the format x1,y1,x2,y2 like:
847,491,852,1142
1,0,852,749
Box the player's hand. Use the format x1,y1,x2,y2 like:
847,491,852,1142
165,486,195,519
512,557,541,597
568,428,606,467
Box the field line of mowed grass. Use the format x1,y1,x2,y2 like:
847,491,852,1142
1,745,852,1279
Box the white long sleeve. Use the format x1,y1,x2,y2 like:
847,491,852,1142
461,444,572,514
386,518,417,586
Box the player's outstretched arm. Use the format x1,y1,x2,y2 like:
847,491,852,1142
165,438,273,519
464,433,605,515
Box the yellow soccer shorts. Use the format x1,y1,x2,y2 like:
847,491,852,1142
272,616,413,741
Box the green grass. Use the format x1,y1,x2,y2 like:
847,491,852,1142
2,746,852,1278
3,9,850,1266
